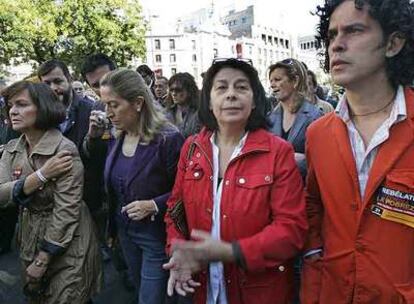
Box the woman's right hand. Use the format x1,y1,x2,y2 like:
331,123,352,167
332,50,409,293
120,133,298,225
163,255,201,296
88,110,107,139
40,150,73,180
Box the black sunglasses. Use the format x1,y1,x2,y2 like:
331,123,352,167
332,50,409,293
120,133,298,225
169,87,184,93
212,57,253,66
280,58,294,65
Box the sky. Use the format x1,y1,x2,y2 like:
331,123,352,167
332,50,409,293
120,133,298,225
139,0,324,36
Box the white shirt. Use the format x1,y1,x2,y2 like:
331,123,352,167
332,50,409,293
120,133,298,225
207,132,248,304
335,85,406,198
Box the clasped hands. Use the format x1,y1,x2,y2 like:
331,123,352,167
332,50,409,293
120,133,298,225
163,230,234,296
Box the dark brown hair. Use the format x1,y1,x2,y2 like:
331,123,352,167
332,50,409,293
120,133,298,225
2,81,66,130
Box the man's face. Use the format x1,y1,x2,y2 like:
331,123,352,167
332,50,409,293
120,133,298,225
154,79,168,99
327,1,387,89
40,67,71,105
72,81,85,95
85,65,112,97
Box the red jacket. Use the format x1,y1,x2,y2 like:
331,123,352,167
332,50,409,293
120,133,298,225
301,87,414,304
166,128,307,304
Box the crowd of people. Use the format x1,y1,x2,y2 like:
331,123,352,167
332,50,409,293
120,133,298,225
0,0,414,303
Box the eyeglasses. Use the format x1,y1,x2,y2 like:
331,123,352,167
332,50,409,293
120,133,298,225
169,87,184,93
212,57,253,66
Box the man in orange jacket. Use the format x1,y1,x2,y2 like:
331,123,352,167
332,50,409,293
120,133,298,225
301,0,414,303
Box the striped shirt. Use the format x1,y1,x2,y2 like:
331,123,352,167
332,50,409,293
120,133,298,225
335,86,407,198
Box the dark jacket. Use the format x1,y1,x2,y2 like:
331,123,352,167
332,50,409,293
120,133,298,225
103,128,184,239
268,100,322,178
65,92,106,213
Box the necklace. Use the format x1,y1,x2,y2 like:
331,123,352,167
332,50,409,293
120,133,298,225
350,93,396,117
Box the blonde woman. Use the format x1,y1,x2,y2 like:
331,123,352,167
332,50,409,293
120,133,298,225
85,69,184,304
268,58,322,178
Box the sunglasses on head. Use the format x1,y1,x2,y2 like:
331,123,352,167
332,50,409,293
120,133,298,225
212,57,253,66
280,58,294,65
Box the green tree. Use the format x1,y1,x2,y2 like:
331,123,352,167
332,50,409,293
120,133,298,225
0,0,147,74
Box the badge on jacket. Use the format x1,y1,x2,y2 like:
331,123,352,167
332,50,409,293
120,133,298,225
372,185,414,228
12,167,23,180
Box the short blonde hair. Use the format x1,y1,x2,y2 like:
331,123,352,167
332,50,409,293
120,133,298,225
100,69,173,143
268,58,309,113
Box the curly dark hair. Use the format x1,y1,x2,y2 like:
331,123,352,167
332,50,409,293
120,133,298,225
168,73,200,110
315,0,414,86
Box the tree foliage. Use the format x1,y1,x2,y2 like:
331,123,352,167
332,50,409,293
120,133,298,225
0,0,147,73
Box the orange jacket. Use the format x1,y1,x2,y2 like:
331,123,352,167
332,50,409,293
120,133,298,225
301,87,414,304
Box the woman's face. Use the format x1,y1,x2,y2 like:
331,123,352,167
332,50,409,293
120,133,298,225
8,89,38,132
169,82,188,105
209,67,254,128
101,85,142,132
269,68,297,102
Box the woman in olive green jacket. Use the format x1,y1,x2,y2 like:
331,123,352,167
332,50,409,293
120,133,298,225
0,81,102,304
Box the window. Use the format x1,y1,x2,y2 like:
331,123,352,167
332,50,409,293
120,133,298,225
155,54,162,63
249,46,253,55
242,17,246,23
155,39,160,50
268,36,272,45
213,48,218,58
262,34,266,43
192,54,197,62
169,39,175,50
171,68,177,75
286,40,289,49
192,40,196,50
170,54,176,63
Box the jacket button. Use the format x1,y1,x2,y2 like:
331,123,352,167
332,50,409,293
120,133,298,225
350,203,358,211
194,172,200,178
264,175,271,182
223,214,227,219
206,208,212,214
225,180,230,186
356,243,365,252
196,153,201,158
227,279,231,284
278,265,285,272
189,161,193,165
209,176,213,181
238,178,246,184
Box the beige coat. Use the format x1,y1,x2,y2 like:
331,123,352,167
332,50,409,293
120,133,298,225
0,129,102,304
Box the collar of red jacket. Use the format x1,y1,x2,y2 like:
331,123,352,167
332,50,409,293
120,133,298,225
194,127,272,157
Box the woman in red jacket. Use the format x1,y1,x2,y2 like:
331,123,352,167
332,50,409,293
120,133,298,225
164,58,308,304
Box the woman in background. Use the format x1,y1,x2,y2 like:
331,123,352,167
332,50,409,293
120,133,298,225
268,58,322,179
166,72,201,138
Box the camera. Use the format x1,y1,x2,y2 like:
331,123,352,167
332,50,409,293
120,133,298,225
96,111,107,123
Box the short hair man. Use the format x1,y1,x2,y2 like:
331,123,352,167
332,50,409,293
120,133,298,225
301,1,414,303
80,53,117,97
37,59,107,228
154,76,168,107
